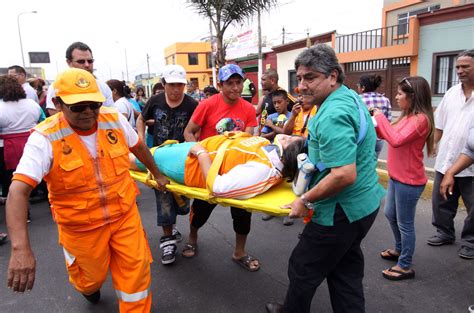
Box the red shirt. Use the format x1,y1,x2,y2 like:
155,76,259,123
191,94,257,140
375,113,429,185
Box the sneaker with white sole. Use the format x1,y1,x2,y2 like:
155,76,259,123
160,235,177,265
172,228,183,243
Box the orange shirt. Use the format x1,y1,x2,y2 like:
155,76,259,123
293,106,317,137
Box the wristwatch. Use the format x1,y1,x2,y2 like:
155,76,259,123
300,194,314,209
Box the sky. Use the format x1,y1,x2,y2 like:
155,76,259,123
1,0,383,81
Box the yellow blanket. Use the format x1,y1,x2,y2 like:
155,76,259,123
130,170,294,216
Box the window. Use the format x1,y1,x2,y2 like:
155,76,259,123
397,5,440,35
432,51,461,95
188,53,198,65
190,77,199,89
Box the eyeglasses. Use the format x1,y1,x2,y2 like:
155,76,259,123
63,102,102,113
72,59,94,65
401,77,413,89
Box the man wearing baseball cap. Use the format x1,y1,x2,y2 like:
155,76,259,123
137,64,198,265
6,68,168,312
183,64,260,271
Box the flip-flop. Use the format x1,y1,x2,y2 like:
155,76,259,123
380,249,400,261
382,267,415,281
232,254,260,272
181,243,197,258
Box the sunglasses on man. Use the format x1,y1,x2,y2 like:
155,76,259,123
73,59,95,65
63,102,102,113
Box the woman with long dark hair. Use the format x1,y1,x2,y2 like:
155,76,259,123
373,76,434,280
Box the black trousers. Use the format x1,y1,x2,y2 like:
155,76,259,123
190,199,252,235
431,171,474,249
283,205,379,313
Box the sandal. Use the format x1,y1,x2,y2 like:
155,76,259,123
382,267,415,281
181,243,197,258
232,254,260,272
380,249,400,261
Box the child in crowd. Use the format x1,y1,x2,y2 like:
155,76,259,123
283,88,317,138
260,90,291,141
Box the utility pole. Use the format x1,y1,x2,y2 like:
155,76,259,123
282,27,285,45
125,48,129,82
257,6,263,98
17,11,37,70
209,18,217,88
305,28,311,48
146,53,151,97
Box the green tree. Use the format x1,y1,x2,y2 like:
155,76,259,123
187,0,278,67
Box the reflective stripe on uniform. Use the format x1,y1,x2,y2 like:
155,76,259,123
48,127,74,142
98,121,122,130
115,288,149,302
62,247,76,266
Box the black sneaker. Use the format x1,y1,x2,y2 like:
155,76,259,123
458,246,474,259
160,235,177,265
82,290,101,304
172,228,183,243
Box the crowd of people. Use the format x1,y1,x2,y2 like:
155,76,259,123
0,40,472,313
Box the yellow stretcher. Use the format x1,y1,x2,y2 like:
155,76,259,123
130,170,294,216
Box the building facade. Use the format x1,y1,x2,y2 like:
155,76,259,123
335,0,473,108
164,42,213,88
272,31,335,97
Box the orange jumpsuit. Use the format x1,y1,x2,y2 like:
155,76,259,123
14,108,152,312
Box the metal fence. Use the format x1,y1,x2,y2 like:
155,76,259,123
335,23,409,53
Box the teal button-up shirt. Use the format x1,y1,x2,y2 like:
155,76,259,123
307,85,385,226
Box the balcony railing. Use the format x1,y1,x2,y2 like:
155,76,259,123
335,23,409,54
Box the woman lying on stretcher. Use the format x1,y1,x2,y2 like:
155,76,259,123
129,132,306,199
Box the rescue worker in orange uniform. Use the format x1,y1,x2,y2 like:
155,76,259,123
5,68,169,313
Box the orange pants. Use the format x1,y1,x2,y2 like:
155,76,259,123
58,204,152,312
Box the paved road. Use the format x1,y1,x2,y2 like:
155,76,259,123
0,184,472,313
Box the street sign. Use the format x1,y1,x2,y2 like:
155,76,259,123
28,52,50,63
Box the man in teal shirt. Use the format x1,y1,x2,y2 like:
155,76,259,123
266,44,385,313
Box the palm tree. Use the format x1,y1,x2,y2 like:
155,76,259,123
187,0,278,67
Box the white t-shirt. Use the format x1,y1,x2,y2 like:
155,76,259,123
14,112,138,184
45,79,114,109
212,148,283,199
0,98,43,134
434,83,474,177
22,83,39,103
114,97,135,128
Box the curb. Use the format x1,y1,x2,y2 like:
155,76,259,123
376,169,433,200
376,168,466,209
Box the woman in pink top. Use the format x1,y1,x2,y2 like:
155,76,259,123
373,76,434,281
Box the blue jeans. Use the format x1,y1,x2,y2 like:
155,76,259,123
384,178,425,269
375,140,384,159
154,190,190,226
